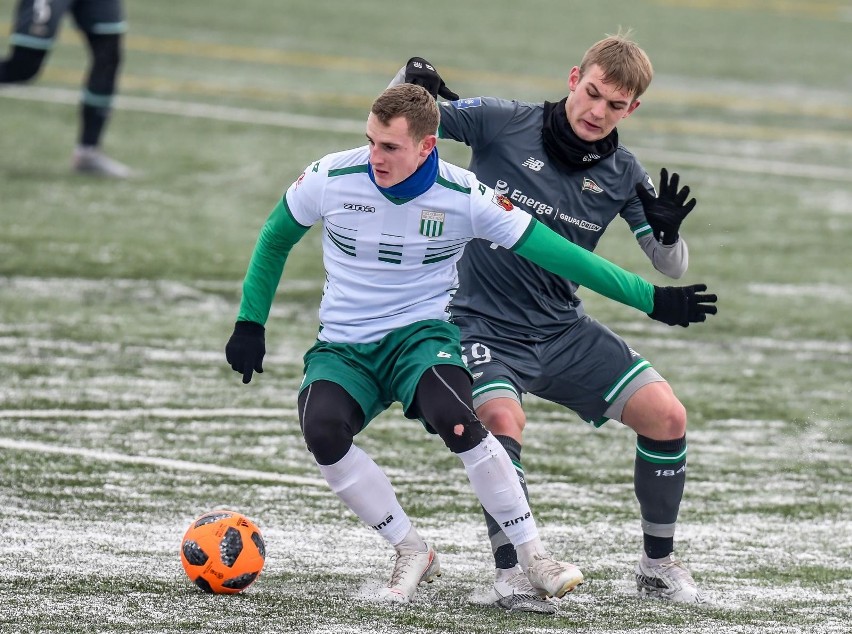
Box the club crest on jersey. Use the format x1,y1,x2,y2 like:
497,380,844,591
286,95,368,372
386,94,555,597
420,210,445,237
492,193,514,211
581,177,603,193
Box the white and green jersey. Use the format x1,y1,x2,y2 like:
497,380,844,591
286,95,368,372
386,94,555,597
237,146,657,345
243,146,533,344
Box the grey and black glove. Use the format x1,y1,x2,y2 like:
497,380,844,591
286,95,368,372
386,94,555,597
649,284,718,327
225,320,265,384
404,57,459,100
635,168,696,245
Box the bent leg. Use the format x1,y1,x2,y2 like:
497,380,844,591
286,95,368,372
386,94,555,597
621,381,688,559
0,45,47,82
475,397,530,570
412,365,540,547
298,380,415,547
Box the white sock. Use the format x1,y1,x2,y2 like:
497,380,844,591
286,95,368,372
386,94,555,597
456,432,539,546
317,444,412,546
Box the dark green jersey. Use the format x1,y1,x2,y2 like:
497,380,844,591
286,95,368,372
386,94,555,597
441,97,686,335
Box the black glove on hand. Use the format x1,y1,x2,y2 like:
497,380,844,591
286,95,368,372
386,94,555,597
225,320,265,384
635,168,696,245
404,57,460,101
649,284,718,327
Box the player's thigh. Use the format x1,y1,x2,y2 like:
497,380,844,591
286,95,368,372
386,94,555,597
532,316,663,427
301,341,386,427
71,0,125,34
10,0,74,46
455,315,531,410
383,320,470,419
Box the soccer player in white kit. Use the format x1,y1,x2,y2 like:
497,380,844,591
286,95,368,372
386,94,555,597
225,84,716,603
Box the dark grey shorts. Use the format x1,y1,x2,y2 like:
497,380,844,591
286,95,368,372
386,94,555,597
11,0,125,47
455,314,664,427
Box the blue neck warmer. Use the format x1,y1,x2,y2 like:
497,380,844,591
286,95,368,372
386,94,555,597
368,147,438,201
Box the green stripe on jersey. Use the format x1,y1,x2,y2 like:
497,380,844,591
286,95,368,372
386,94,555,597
435,175,470,194
328,164,369,177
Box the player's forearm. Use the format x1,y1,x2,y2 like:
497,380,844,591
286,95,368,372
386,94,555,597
512,220,655,313
238,197,310,324
637,233,689,279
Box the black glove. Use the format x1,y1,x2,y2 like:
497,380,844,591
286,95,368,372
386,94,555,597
404,57,459,101
649,284,718,327
225,320,265,384
635,168,696,245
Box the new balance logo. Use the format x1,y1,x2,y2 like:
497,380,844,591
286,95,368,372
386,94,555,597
437,351,452,358
521,157,544,172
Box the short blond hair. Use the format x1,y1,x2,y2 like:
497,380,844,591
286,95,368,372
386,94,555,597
579,31,654,100
371,84,440,142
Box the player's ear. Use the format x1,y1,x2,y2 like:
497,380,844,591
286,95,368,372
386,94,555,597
567,66,582,92
624,98,641,118
419,134,437,156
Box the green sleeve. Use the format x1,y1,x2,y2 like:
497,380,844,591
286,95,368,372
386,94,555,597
237,197,311,324
511,219,655,313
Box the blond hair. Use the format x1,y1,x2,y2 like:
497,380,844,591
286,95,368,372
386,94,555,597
579,31,654,100
370,84,440,142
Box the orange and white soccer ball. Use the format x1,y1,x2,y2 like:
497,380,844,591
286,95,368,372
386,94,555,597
180,509,266,594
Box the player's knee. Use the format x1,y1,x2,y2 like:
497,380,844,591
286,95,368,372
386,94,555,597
656,398,687,440
431,417,488,453
477,399,525,437
300,414,354,465
297,381,363,465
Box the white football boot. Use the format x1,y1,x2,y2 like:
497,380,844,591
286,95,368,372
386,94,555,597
524,554,584,599
486,564,557,614
636,553,707,603
72,146,133,179
378,543,441,603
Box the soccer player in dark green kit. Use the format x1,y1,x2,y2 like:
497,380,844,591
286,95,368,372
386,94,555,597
394,33,709,611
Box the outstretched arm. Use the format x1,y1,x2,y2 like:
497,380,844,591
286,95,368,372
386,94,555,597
226,197,311,383
512,219,717,326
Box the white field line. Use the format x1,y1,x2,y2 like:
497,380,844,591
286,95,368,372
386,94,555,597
0,407,291,419
4,85,852,183
0,435,328,488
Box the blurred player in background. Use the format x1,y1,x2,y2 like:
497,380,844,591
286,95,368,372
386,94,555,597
225,83,715,605
0,0,132,178
393,33,708,611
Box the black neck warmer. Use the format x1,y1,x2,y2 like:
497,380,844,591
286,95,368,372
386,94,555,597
541,96,619,172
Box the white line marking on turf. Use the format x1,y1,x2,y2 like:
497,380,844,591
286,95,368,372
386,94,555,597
0,408,292,419
4,85,852,183
0,437,328,487
0,85,364,135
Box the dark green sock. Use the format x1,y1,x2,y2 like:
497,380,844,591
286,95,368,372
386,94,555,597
634,434,686,559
